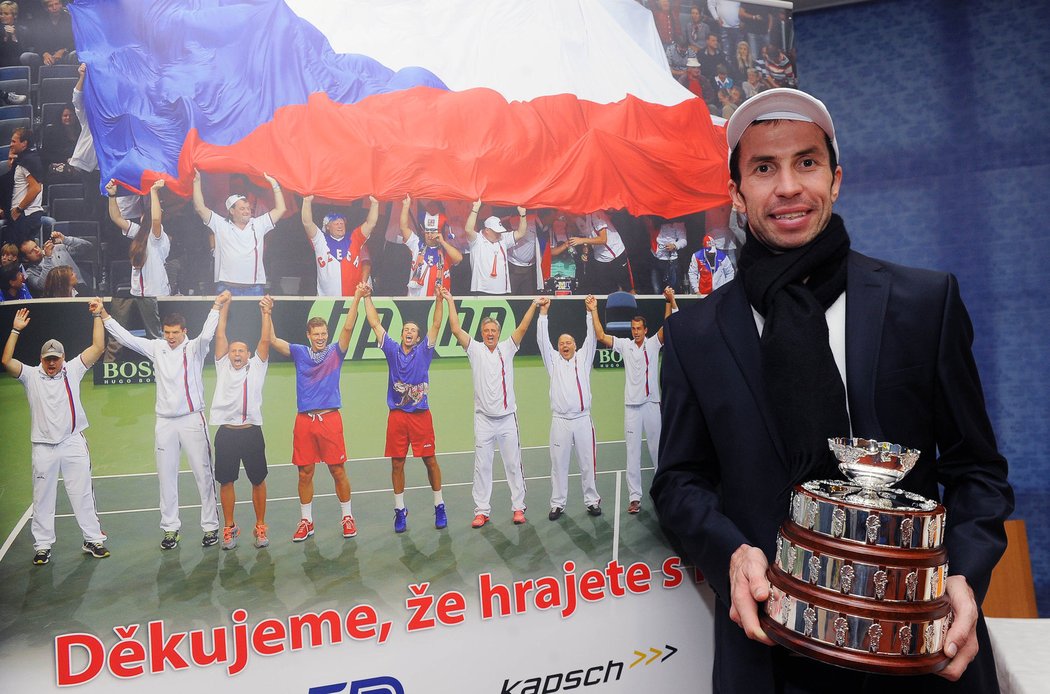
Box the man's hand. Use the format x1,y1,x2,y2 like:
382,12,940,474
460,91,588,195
79,62,87,77
262,173,279,188
536,296,551,314
10,206,20,221
354,282,371,298
12,308,30,331
664,287,676,301
87,298,103,315
664,242,677,251
51,231,65,245
472,198,482,214
259,296,273,314
105,179,118,197
937,576,979,681
214,290,232,307
151,179,166,191
369,195,378,205
43,240,55,257
517,206,527,217
728,544,774,645
568,237,584,247
584,295,597,312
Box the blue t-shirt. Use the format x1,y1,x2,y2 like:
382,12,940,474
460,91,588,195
381,333,435,412
291,343,346,412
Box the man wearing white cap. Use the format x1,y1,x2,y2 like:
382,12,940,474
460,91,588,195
3,303,109,565
652,88,1012,691
464,200,530,295
192,170,287,295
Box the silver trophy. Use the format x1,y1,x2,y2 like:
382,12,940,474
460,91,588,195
762,437,951,675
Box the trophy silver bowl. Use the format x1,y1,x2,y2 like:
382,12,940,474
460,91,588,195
829,438,920,502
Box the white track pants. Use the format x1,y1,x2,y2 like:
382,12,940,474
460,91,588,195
472,412,527,516
548,415,600,509
30,434,105,550
155,412,219,533
624,402,661,502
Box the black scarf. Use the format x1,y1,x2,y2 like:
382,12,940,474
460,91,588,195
738,214,851,487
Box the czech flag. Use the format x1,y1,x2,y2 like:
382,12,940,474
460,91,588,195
70,0,730,217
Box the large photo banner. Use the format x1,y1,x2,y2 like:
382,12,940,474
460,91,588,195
1,1,797,692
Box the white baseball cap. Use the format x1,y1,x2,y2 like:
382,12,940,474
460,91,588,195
423,213,440,231
225,194,247,211
726,88,838,161
41,339,64,358
483,216,507,233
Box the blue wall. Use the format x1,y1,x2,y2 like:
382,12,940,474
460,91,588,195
795,0,1050,613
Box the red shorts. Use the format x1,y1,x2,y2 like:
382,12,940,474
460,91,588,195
385,409,436,458
292,411,348,466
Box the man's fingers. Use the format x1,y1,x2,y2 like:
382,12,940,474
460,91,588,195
936,576,979,681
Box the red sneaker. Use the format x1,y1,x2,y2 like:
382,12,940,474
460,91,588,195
512,510,526,525
292,519,314,542
341,515,358,538
471,514,489,529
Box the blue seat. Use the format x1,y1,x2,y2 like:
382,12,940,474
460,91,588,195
604,290,638,336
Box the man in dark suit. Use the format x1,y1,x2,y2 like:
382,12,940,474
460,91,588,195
651,88,1013,692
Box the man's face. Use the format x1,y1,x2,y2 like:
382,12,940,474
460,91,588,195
41,355,64,377
481,321,500,348
728,120,841,251
163,323,188,349
229,199,252,225
228,341,250,369
326,217,346,239
557,334,577,360
10,133,27,155
401,322,420,348
658,0,670,11
687,65,700,79
61,108,74,126
424,230,441,247
307,324,329,352
44,0,63,16
630,319,646,344
706,35,719,52
21,241,43,263
690,7,700,22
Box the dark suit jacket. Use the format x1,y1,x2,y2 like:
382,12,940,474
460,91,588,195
651,251,1013,693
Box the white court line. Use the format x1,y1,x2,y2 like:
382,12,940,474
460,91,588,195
88,440,631,480
0,506,34,564
612,472,622,564
68,467,654,519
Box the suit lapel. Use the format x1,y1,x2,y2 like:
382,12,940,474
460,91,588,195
845,252,890,440
716,282,789,470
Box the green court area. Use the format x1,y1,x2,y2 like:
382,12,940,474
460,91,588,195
0,357,675,646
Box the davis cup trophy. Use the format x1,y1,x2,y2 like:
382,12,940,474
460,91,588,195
761,437,952,674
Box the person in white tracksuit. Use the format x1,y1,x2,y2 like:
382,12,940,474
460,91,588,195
587,289,678,514
443,287,541,528
100,291,232,550
536,297,601,520
3,303,110,566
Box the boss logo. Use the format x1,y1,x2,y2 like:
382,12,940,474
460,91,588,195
100,360,155,384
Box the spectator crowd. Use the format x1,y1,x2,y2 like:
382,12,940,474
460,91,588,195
1,0,755,317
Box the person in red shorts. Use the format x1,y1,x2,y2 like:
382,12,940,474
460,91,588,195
270,285,367,542
362,285,447,533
